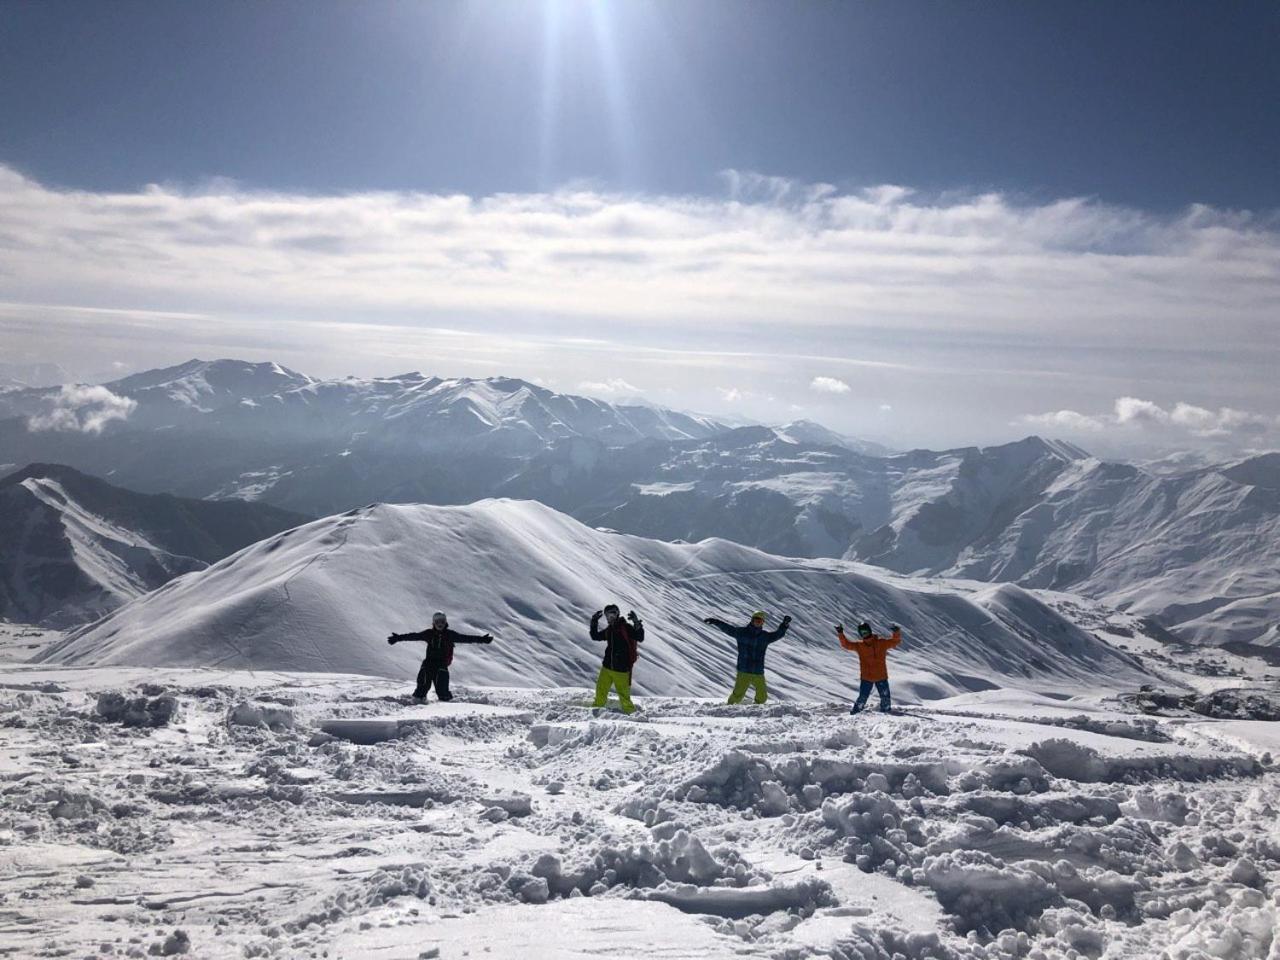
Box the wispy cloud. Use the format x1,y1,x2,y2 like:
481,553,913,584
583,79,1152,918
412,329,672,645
577,378,640,397
1,164,1276,341
1023,397,1280,445
27,385,137,434
810,376,851,394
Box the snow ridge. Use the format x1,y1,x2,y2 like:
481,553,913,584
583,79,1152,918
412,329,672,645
40,498,1159,700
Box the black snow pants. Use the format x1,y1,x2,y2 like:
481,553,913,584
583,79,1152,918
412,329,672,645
414,658,452,701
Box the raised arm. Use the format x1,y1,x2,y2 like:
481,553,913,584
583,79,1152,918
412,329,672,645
627,612,645,644
884,625,902,649
836,625,860,651
765,615,792,643
590,610,604,642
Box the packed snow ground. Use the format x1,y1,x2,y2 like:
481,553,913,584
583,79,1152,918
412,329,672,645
1,653,1277,959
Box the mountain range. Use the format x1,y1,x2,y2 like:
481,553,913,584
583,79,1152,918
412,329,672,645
0,463,307,626
2,358,1277,647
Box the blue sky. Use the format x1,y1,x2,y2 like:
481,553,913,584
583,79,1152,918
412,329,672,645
4,1,1278,208
1,1,1278,454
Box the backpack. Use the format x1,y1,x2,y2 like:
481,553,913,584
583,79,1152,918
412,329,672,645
621,621,639,668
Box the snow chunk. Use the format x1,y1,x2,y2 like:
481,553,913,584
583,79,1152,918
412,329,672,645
228,701,295,730
642,875,833,919
95,691,178,727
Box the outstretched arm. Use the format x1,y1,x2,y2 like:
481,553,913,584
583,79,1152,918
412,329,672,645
765,616,792,642
702,617,740,639
387,630,428,644
450,629,493,645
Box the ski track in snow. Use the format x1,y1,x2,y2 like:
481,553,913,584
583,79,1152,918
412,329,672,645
1,658,1277,960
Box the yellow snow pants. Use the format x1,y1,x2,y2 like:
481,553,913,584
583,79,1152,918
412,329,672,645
592,667,636,713
728,672,768,705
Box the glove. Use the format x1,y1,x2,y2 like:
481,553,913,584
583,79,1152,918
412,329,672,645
387,635,399,645
703,617,716,625
592,610,602,621
482,634,494,644
781,615,792,625
835,623,843,633
889,624,900,632
627,610,640,623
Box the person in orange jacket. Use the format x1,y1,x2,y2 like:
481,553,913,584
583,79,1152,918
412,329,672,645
836,621,902,714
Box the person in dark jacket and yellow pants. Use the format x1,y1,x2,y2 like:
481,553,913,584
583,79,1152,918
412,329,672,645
703,610,791,704
837,621,902,714
590,604,644,713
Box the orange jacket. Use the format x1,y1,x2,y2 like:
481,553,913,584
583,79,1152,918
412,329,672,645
837,626,902,682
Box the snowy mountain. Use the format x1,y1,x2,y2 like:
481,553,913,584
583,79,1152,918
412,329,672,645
771,419,893,457
5,359,1278,648
0,464,308,626
0,359,733,512
854,446,1280,649
0,360,71,390
39,498,1158,700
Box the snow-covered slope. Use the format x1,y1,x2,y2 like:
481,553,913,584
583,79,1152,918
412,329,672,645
39,499,1158,700
856,448,1280,648
0,464,308,626
772,419,892,457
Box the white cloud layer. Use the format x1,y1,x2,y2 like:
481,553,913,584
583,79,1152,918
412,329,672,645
810,376,851,394
1023,397,1280,445
1,164,1276,340
26,385,137,434
577,378,641,397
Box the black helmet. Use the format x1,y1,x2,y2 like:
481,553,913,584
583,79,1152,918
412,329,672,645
857,622,873,638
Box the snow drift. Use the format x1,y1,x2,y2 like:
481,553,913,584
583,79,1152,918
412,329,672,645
39,499,1158,700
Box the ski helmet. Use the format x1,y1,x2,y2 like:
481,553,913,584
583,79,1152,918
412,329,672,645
751,610,767,622
857,622,872,638
432,611,447,628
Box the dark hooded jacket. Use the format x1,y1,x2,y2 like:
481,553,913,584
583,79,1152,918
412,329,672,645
590,614,644,672
390,626,489,666
705,618,789,674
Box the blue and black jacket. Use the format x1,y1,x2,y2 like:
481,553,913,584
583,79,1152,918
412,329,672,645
704,618,789,674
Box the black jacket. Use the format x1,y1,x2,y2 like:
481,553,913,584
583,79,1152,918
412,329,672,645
589,615,644,672
389,627,489,666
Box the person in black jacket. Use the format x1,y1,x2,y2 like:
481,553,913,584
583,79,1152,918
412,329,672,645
702,610,791,704
387,611,494,702
589,604,644,713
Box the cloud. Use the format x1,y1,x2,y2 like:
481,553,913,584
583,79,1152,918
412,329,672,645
26,385,137,434
578,378,640,397
1023,397,1279,443
1,164,1277,347
810,376,851,394
719,387,744,403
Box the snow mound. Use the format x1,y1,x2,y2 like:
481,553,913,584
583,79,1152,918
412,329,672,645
39,499,1159,700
